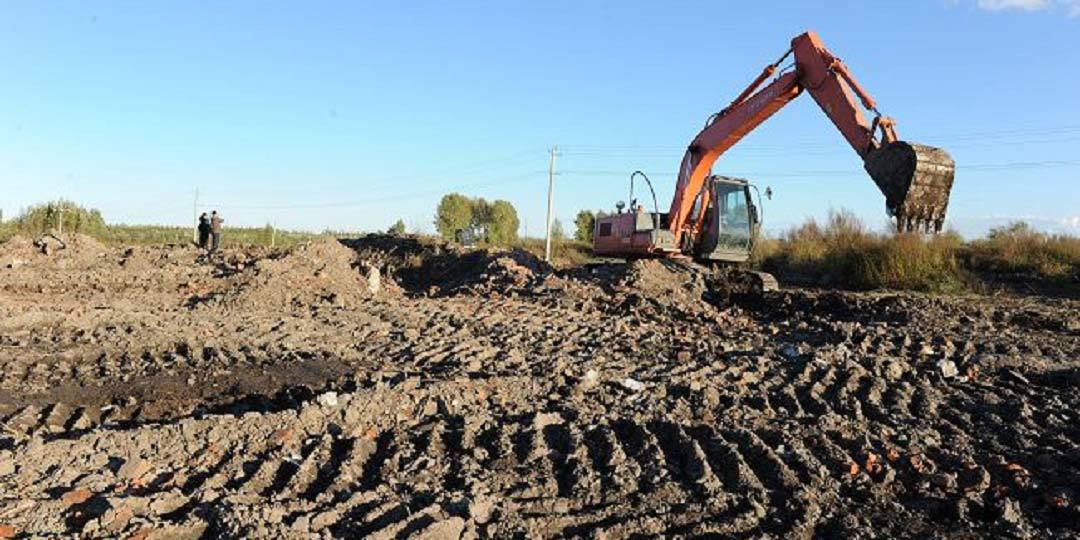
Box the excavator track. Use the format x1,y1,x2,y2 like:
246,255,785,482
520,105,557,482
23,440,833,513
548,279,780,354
864,141,956,233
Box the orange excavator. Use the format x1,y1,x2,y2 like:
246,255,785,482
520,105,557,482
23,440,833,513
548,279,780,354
594,30,955,265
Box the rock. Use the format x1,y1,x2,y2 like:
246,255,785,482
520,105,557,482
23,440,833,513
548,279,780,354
61,488,93,506
144,518,208,539
0,524,14,539
470,496,495,525
621,378,646,392
999,498,1024,524
0,452,14,476
936,359,958,379
958,464,991,493
884,360,906,381
779,344,800,360
149,491,189,515
581,369,600,389
117,458,152,483
367,265,381,295
931,472,957,490
415,516,465,539
317,391,339,408
103,504,135,533
422,398,440,417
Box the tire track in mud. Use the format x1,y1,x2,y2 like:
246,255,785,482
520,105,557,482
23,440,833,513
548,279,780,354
4,343,1078,538
2,239,1077,538
0,389,864,537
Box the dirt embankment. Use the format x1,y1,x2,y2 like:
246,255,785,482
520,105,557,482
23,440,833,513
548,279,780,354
0,233,1076,538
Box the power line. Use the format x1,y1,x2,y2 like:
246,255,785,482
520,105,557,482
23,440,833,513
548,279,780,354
199,171,540,210
556,158,1080,179
559,134,1080,159
559,125,1080,154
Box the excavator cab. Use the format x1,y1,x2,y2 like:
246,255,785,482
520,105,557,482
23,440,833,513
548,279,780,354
696,176,760,263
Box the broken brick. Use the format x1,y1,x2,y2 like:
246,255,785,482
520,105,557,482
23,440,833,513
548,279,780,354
61,488,93,506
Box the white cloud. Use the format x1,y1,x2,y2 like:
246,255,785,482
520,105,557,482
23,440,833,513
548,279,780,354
977,0,1050,10
975,0,1080,15
1063,215,1080,230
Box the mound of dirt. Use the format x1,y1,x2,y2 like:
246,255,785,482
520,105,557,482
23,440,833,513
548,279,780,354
406,247,550,296
1,232,1078,538
621,259,707,299
567,258,715,316
0,235,36,264
0,233,107,267
221,236,374,309
340,234,551,297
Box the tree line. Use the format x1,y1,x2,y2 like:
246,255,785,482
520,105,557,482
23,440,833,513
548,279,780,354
433,193,520,245
430,193,605,246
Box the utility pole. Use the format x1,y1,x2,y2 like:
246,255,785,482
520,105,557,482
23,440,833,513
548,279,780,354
57,199,64,235
192,188,199,243
544,145,558,263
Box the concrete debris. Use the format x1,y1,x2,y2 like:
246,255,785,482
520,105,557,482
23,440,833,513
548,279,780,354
316,391,339,408
936,359,959,378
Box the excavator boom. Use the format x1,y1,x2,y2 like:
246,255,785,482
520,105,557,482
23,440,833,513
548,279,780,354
669,31,955,242
593,30,955,262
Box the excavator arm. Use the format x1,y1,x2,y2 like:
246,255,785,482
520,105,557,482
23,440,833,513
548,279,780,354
668,31,954,244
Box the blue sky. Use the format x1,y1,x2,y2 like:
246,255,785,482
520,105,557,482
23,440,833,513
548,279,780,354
1,0,1077,237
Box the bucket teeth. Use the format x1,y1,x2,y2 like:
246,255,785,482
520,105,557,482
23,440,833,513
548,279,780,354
864,142,955,234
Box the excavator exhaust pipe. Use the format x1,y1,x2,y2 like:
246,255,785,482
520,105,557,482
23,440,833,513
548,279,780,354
864,142,955,233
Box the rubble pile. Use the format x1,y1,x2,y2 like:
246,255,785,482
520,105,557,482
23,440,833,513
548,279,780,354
0,234,1075,538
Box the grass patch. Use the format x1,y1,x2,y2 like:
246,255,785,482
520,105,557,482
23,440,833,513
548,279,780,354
759,210,972,293
759,212,1079,293
514,237,594,267
0,201,340,248
961,222,1080,281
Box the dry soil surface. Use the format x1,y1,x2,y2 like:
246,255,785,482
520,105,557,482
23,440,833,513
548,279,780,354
0,234,1076,539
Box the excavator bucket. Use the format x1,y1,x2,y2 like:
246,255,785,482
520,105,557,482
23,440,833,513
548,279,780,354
864,142,955,233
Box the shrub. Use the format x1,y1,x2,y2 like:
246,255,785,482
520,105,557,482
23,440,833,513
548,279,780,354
964,221,1079,280
760,210,971,292
388,219,407,235
4,200,107,237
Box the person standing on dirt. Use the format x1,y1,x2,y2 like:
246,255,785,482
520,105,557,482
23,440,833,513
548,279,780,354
210,210,224,252
197,213,211,250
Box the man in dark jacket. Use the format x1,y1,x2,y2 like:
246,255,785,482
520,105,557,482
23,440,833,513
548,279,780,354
210,211,224,252
197,213,211,249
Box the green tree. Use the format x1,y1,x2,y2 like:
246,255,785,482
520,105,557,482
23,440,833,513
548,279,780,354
471,197,492,229
388,219,407,235
434,193,474,241
574,210,595,242
486,200,519,245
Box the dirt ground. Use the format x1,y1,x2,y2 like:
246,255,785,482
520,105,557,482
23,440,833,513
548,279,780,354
0,233,1076,539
